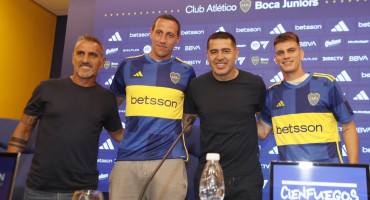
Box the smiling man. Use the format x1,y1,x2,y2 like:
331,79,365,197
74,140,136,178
7,35,124,200
109,14,196,199
257,32,359,164
183,32,266,200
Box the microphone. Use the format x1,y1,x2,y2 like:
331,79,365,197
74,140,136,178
138,116,196,200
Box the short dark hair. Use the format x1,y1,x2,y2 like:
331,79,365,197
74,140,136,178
151,14,181,36
273,32,300,47
207,32,237,50
75,34,105,55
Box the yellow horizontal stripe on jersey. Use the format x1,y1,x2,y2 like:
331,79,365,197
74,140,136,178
272,112,341,146
126,85,184,119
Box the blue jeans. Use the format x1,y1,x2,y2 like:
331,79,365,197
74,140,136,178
24,187,74,200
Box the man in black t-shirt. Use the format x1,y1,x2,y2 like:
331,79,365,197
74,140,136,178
183,32,266,200
7,35,124,200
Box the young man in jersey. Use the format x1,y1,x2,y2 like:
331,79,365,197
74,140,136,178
109,14,196,199
257,32,359,164
7,35,124,200
183,32,266,200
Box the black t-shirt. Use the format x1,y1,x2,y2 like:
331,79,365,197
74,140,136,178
184,70,266,176
24,78,122,192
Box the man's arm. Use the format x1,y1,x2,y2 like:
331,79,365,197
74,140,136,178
256,112,273,141
342,120,359,164
108,96,125,142
7,114,39,153
183,113,197,133
116,96,125,106
107,128,125,143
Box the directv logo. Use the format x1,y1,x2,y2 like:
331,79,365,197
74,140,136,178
353,90,369,101
105,75,115,86
99,138,115,150
270,71,284,83
108,32,122,42
269,146,279,154
216,26,226,32
270,24,286,34
336,70,352,82
331,21,349,32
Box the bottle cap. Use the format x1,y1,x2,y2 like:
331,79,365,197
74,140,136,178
206,153,220,161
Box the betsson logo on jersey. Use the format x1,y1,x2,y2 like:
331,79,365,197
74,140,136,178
255,0,318,9
276,124,323,134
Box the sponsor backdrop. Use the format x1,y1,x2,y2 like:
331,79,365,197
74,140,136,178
92,0,370,198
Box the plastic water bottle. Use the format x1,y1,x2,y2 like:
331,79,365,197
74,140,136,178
199,153,225,200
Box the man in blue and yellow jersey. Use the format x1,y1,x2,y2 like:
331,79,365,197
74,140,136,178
257,32,359,164
109,14,196,199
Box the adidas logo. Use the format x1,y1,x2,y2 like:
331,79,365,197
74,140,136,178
216,26,226,32
263,180,268,189
269,146,279,155
270,72,284,83
108,32,122,42
99,138,115,150
331,21,349,32
270,24,286,34
342,144,347,157
237,57,246,65
105,75,115,86
133,71,143,77
353,90,369,100
276,100,285,108
336,70,352,82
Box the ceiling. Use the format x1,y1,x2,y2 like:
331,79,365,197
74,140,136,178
33,0,70,16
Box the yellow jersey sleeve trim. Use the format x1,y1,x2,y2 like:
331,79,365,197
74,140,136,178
268,81,283,89
313,73,335,82
175,57,193,66
126,54,145,59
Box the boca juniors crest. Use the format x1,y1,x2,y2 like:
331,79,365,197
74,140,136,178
308,93,320,106
170,72,180,84
240,0,252,13
251,56,260,65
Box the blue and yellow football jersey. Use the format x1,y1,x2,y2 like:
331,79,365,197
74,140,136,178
110,54,196,161
261,72,354,163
